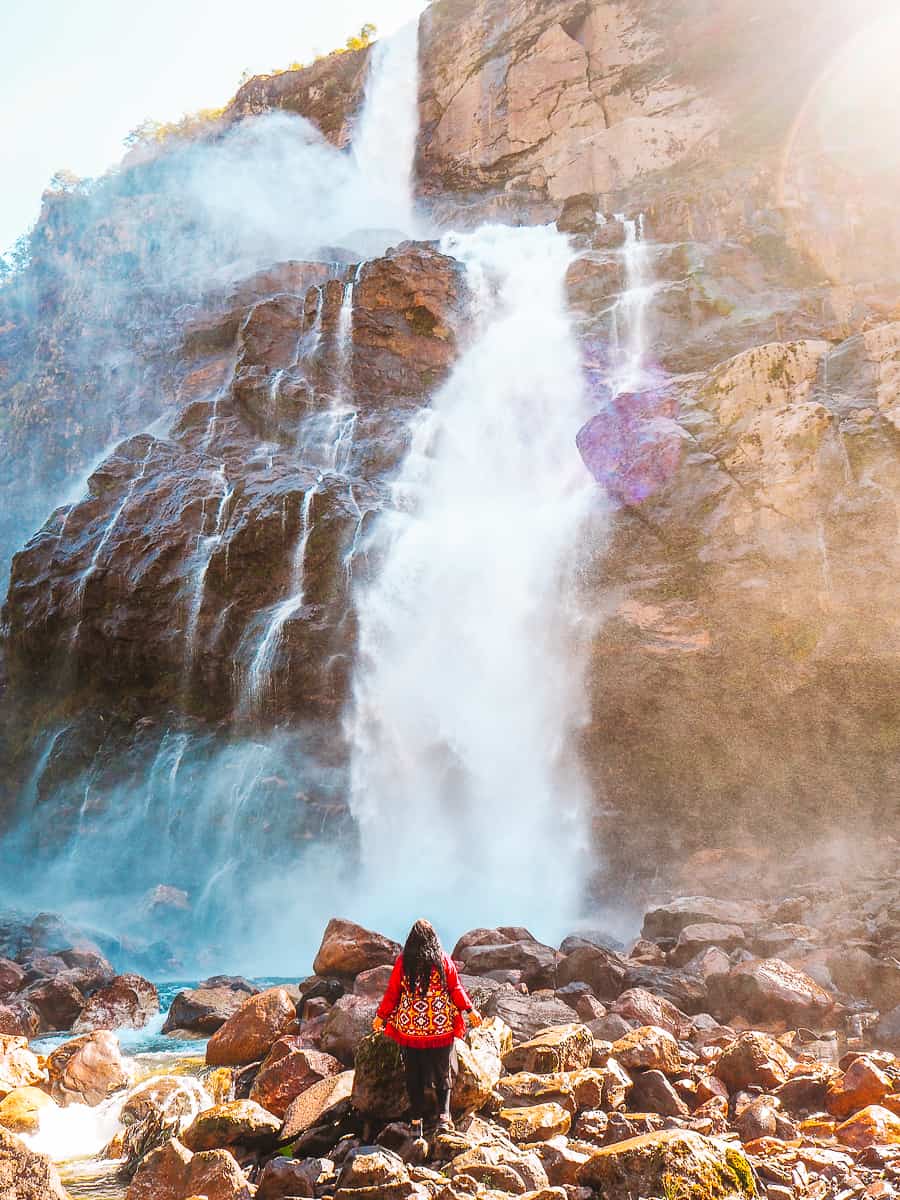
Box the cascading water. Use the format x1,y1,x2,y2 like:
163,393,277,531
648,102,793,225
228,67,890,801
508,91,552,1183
609,214,654,396
345,224,604,942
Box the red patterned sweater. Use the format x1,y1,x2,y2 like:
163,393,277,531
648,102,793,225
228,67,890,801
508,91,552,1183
377,953,473,1048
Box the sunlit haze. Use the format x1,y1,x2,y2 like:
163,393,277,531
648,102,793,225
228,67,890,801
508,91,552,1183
0,0,426,252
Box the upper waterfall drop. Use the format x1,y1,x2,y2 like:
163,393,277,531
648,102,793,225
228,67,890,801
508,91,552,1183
345,223,604,942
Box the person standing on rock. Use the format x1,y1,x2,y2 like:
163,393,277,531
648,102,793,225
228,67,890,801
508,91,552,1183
373,918,482,1133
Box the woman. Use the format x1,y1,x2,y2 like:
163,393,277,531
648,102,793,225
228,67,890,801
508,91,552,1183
373,919,482,1132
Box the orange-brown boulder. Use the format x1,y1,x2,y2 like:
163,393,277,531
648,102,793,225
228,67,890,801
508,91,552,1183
0,1036,44,1099
249,1039,342,1119
826,1056,892,1120
0,1126,69,1200
835,1105,900,1149
45,1030,130,1106
206,988,296,1067
714,1031,793,1092
73,974,159,1033
312,919,400,979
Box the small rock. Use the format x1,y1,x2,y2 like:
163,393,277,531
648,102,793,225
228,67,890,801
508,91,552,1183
629,1069,689,1117
257,1155,334,1200
714,1031,793,1091
498,1102,572,1142
282,1070,354,1140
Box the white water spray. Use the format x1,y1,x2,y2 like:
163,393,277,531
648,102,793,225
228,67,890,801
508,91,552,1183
346,224,602,940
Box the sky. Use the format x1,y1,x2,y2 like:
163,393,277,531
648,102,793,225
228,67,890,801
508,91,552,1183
0,0,425,253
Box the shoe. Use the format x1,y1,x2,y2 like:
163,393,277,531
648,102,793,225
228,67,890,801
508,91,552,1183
436,1116,455,1133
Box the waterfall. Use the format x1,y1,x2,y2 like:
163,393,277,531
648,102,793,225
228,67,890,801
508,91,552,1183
610,215,653,396
183,465,233,676
352,19,421,237
345,224,602,941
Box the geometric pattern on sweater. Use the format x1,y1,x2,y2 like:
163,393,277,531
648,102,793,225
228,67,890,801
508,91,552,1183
391,968,457,1041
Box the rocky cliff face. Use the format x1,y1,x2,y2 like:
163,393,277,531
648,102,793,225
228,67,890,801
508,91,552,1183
2,0,899,916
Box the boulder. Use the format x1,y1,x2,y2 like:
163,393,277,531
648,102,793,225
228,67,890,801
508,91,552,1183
257,1155,335,1200
351,1033,408,1120
0,961,25,998
621,965,708,1015
120,1075,209,1126
578,1128,756,1199
21,976,85,1031
354,965,395,999
0,1126,69,1200
459,942,560,990
249,1039,342,1119
531,1136,592,1185
556,194,598,235
0,1036,43,1099
642,899,764,941
282,1070,354,1140
485,991,578,1044
181,1099,281,1151
0,1086,57,1134
452,1018,512,1112
835,1105,900,1149
320,995,379,1064
503,1026,593,1075
0,1002,40,1038
609,1026,681,1075
45,1030,130,1106
205,988,296,1066
497,1102,572,1143
556,948,628,1001
313,920,400,978
126,1135,252,1200
629,1069,690,1117
163,983,257,1035
826,1057,893,1120
497,1072,576,1114
448,1142,549,1193
714,1031,793,1092
609,988,690,1038
72,973,159,1033
335,1146,412,1200
670,924,745,966
707,958,835,1024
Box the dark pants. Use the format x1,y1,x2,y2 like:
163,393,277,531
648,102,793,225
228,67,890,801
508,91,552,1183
401,1042,456,1123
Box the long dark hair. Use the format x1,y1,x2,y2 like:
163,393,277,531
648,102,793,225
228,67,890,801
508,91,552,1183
402,919,447,996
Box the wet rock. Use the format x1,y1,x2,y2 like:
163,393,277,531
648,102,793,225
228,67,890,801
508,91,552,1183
629,1069,690,1117
459,941,560,990
670,923,745,966
707,957,835,1024
827,1057,893,1120
321,995,379,1065
126,1135,252,1200
163,980,258,1036
249,1039,343,1119
0,1002,40,1038
714,1031,794,1092
578,1128,756,1199
352,1033,408,1121
503,1025,593,1074
181,1099,281,1151
609,1026,681,1075
206,987,296,1066
453,1018,512,1113
836,1105,900,1149
120,1075,208,1127
497,1102,572,1143
0,961,25,998
314,920,402,979
0,1086,57,1134
484,991,578,1044
72,973,159,1033
282,1070,354,1140
0,1126,69,1200
0,1036,43,1099
46,1030,130,1106
556,947,628,1002
257,1155,335,1200
627,940,667,967
21,976,85,1032
557,195,598,236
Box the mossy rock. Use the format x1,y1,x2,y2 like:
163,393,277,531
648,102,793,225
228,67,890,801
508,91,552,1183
351,1033,409,1120
579,1129,756,1200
